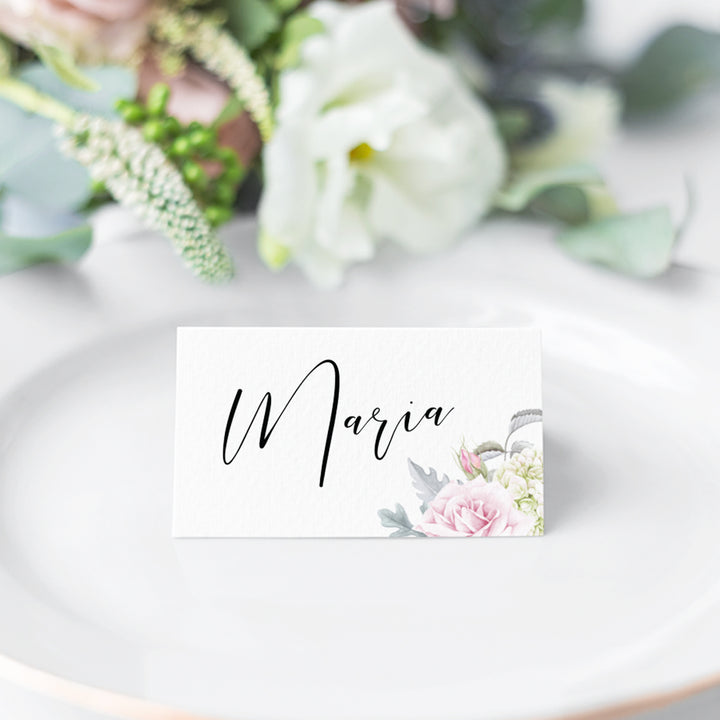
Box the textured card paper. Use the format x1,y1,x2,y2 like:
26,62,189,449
174,327,543,538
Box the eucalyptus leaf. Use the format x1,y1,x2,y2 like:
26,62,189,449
531,183,618,225
495,164,601,212
222,0,281,51
0,222,91,274
0,63,135,212
35,44,100,92
408,459,449,513
620,24,720,117
507,409,543,437
556,207,675,277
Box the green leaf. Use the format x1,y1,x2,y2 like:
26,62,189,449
556,207,675,277
0,35,12,77
525,0,586,31
212,94,244,128
495,164,601,212
276,13,324,69
222,0,281,51
35,44,100,92
0,222,92,274
620,24,720,117
495,107,533,145
0,63,136,212
274,0,303,12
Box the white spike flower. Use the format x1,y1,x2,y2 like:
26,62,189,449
57,113,233,282
152,8,273,141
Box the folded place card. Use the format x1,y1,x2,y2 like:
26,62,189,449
173,327,543,538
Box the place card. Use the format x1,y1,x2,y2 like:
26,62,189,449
173,327,543,538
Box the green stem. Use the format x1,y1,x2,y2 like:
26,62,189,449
0,76,75,125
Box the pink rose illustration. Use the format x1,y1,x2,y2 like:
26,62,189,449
459,447,483,477
415,480,533,537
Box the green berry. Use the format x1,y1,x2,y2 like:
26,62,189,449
169,136,192,157
214,180,236,207
182,161,208,189
188,120,203,133
215,146,240,167
188,127,215,154
118,101,145,125
222,163,245,184
205,205,232,226
146,83,171,116
163,116,182,137
143,119,166,143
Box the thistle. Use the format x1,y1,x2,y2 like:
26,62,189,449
152,8,274,141
57,113,234,282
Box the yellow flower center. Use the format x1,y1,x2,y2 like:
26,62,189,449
349,142,375,163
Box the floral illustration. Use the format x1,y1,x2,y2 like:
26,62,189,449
378,409,543,537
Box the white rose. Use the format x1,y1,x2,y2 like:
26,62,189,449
513,78,621,171
258,0,506,286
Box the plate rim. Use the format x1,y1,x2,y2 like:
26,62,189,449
1,227,719,720
1,649,719,720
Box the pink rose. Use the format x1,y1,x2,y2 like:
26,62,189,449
415,480,533,537
138,56,262,168
0,0,153,64
460,447,483,477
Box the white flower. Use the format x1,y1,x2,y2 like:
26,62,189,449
513,78,621,171
495,447,544,534
505,475,528,500
258,0,506,286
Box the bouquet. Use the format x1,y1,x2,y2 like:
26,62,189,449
0,0,717,285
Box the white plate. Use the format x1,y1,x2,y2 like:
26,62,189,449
0,213,718,720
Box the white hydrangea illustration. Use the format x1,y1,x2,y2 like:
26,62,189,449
495,448,544,535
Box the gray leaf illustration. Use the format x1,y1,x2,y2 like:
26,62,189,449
377,503,425,537
507,409,543,437
510,440,533,455
408,459,450,512
474,440,504,461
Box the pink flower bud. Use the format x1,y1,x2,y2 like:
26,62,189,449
460,448,473,475
469,451,483,470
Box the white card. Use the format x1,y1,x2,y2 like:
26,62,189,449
173,327,543,538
